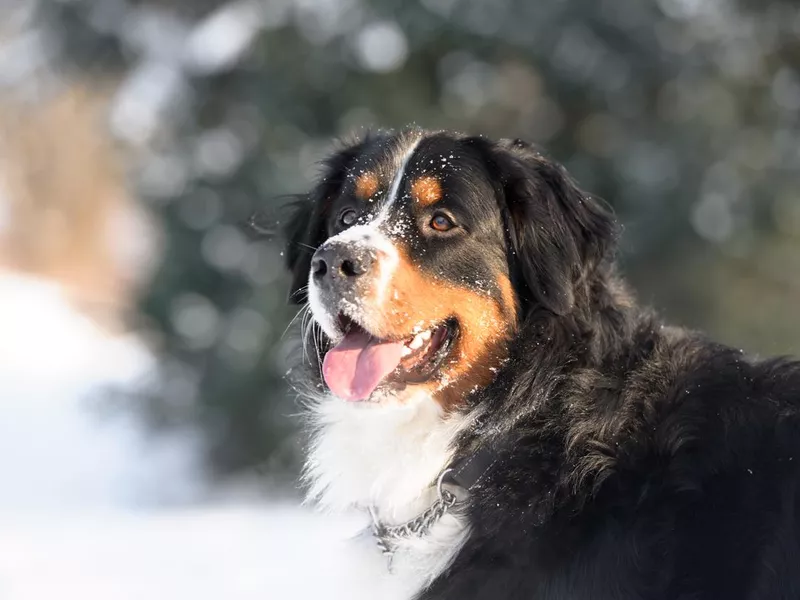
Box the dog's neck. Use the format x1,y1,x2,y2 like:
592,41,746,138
303,389,468,523
302,388,473,597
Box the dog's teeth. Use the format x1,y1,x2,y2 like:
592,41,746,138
401,346,413,357
420,330,432,341
409,334,425,350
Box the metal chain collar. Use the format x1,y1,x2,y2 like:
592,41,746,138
368,470,459,569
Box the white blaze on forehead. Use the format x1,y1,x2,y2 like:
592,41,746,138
379,135,422,220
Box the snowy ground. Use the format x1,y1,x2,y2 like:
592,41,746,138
0,507,369,600
0,271,367,599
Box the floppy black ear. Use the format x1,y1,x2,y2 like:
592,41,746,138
283,198,317,303
283,140,367,304
477,138,617,315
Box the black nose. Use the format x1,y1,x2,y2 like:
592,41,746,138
311,243,375,283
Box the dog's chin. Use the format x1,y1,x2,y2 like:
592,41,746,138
319,312,460,406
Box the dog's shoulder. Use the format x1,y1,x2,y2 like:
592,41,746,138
539,324,800,501
621,331,800,482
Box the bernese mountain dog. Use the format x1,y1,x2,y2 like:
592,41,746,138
282,128,800,600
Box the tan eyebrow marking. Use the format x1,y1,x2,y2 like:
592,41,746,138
411,175,442,206
354,172,380,200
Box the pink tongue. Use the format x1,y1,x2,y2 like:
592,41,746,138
322,330,405,401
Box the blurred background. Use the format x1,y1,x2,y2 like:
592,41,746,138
0,0,798,597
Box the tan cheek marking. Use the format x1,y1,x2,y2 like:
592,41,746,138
355,172,380,200
364,252,515,410
497,273,518,325
411,176,442,206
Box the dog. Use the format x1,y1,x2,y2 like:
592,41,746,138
282,128,800,600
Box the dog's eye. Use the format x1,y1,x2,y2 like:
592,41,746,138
340,209,357,227
430,214,455,232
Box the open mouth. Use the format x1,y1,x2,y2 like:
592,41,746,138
321,314,458,402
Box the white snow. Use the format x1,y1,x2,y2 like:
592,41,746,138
0,270,370,599
0,507,367,600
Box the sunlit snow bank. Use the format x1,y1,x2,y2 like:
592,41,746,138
0,270,205,511
0,271,367,599
0,506,367,600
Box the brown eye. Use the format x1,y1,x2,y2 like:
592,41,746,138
430,214,455,232
340,209,357,227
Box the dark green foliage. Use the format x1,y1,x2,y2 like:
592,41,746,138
34,0,800,480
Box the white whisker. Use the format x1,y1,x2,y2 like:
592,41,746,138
282,302,309,341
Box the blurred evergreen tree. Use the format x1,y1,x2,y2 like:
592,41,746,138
34,0,800,480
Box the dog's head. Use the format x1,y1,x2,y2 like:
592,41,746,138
284,130,616,409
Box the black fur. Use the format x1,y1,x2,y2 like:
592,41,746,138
469,136,618,316
284,130,800,599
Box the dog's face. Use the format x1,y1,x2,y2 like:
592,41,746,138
285,130,615,409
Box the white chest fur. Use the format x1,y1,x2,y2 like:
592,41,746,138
304,391,470,598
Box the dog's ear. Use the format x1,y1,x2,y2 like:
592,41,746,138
283,141,367,304
476,138,617,315
283,198,317,304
